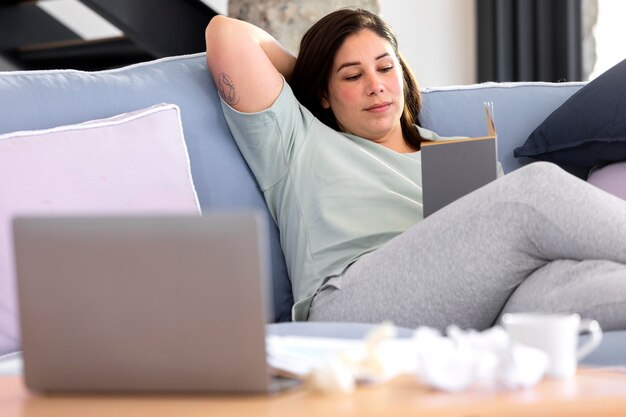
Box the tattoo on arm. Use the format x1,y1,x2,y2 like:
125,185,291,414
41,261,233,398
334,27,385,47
217,73,240,106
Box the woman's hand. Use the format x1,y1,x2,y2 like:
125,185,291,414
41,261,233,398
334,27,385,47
205,16,296,113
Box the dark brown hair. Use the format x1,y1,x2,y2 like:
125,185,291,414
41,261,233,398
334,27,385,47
290,8,425,149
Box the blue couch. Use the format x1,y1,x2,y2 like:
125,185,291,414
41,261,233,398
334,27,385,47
0,53,624,366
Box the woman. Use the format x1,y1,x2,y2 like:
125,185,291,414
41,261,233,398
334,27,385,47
205,9,626,331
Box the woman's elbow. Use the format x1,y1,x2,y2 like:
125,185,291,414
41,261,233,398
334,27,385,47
205,15,231,51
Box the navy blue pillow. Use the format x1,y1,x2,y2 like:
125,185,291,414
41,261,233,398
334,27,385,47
514,59,626,175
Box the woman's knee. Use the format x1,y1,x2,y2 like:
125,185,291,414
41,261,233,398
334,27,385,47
510,161,565,182
502,162,570,196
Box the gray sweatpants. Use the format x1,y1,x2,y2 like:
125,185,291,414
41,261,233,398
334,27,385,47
308,162,626,331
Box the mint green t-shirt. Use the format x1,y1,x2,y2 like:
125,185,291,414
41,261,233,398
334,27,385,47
221,81,463,321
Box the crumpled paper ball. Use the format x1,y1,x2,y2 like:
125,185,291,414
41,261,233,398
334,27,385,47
413,325,549,391
307,323,548,394
308,322,398,393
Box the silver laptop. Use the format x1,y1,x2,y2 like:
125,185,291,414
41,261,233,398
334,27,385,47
13,213,297,394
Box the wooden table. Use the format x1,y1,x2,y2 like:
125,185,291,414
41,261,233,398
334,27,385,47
2,368,626,417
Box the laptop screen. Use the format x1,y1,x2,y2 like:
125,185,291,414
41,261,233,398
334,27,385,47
14,213,276,393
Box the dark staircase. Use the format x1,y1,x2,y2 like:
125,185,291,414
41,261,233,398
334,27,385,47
0,0,219,71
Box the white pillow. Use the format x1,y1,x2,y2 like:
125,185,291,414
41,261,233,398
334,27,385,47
0,103,200,355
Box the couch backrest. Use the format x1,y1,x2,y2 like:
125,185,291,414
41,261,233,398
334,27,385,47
421,81,585,173
0,53,586,337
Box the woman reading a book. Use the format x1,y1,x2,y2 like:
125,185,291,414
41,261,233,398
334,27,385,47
205,9,626,331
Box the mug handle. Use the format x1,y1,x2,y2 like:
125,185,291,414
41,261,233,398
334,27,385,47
577,319,603,361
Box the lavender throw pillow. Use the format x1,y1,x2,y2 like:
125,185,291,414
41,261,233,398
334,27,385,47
0,103,200,355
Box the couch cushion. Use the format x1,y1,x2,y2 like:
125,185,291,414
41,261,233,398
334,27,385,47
0,54,294,325
0,103,200,355
513,59,626,176
587,162,626,200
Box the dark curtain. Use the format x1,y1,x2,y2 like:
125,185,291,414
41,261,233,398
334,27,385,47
477,0,583,82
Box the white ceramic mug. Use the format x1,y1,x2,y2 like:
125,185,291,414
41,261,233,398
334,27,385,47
501,313,603,379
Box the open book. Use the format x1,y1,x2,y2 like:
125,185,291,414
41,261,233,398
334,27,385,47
421,102,498,217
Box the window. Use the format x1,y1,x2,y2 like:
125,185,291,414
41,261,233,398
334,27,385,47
588,0,626,80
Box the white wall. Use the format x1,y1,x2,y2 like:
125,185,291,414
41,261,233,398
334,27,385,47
380,0,476,87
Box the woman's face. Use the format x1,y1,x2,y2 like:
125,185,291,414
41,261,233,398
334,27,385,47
322,29,404,144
